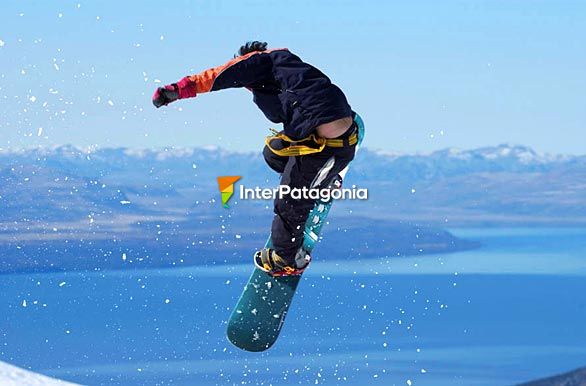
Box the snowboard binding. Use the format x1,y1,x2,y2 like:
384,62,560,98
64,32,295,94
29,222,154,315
254,248,311,277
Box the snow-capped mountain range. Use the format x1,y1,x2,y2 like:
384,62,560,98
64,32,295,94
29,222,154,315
0,143,584,223
1,144,582,185
0,144,583,273
0,142,580,167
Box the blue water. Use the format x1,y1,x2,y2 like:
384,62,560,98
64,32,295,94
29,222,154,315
1,228,586,386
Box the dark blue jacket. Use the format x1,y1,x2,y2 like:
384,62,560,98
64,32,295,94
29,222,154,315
180,49,353,139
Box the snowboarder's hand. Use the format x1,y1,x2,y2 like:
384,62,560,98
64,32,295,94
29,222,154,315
152,84,179,108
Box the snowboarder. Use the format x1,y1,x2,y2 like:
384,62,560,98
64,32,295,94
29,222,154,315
153,41,361,277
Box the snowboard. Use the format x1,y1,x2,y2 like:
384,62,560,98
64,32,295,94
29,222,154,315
226,114,364,352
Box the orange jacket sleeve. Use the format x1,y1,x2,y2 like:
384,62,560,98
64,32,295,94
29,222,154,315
174,49,285,99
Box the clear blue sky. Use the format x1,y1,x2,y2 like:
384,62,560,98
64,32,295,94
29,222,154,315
0,0,584,154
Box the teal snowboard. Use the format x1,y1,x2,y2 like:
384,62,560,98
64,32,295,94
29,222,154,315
226,114,364,352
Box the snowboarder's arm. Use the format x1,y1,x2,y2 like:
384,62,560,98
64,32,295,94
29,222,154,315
153,50,278,108
180,50,275,95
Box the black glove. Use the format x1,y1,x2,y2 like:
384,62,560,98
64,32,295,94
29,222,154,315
152,83,179,108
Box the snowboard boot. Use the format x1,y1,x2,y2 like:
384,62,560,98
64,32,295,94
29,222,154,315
254,248,311,277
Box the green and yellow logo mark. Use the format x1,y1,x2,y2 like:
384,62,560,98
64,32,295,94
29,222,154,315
217,176,241,208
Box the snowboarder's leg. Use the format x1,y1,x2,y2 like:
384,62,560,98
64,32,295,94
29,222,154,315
267,125,357,273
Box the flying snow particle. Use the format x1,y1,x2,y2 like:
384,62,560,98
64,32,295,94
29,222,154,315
235,234,241,239
411,188,416,194
122,253,127,261
37,127,43,136
160,35,164,41
421,369,427,374
29,96,36,102
120,200,130,205
407,380,412,386
0,39,4,47
165,299,170,304
54,63,60,71
59,282,66,287
107,100,114,106
22,300,27,307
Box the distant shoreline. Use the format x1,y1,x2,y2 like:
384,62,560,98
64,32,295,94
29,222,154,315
0,220,479,275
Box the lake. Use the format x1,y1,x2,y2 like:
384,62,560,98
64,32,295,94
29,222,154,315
1,227,585,386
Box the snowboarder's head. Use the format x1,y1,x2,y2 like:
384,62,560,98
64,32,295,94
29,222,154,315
236,41,268,57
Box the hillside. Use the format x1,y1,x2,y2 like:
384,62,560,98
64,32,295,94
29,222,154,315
517,367,586,386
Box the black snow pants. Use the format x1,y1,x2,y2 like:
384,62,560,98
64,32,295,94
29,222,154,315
262,120,358,265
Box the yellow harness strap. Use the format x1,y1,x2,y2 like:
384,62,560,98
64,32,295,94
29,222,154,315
265,129,358,157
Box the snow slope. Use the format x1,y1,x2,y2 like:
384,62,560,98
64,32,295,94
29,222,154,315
0,361,79,386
